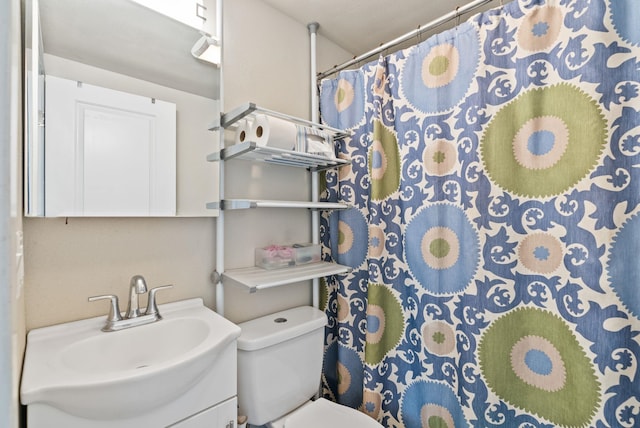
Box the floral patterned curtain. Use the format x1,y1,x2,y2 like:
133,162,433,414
319,0,640,427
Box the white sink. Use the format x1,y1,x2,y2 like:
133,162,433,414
21,298,241,421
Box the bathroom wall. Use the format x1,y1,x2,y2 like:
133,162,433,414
23,0,351,328
23,54,220,329
1,0,26,426
219,0,352,323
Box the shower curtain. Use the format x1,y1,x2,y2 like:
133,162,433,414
318,0,640,427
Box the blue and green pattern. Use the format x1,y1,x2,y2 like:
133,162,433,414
609,0,640,47
608,212,640,320
370,120,401,201
328,208,368,269
365,284,405,365
401,22,480,114
320,1,640,427
404,203,479,295
323,341,365,409
481,84,607,198
320,70,366,130
401,381,468,428
478,307,600,427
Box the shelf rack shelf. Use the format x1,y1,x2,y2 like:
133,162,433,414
209,102,349,139
222,262,351,293
207,141,351,172
207,199,349,210
212,102,351,307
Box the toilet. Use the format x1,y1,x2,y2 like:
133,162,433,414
237,306,383,428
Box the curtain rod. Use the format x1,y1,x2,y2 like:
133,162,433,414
317,0,497,80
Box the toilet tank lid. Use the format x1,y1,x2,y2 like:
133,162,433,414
237,306,328,351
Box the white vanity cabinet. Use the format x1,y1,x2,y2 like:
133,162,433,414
22,299,240,428
25,343,238,428
170,397,236,428
44,75,177,217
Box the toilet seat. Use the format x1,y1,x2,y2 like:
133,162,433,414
283,398,383,428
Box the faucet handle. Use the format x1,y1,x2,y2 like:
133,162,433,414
88,294,123,324
145,285,173,317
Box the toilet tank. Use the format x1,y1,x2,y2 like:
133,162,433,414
236,306,328,426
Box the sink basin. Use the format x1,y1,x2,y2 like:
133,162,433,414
21,298,241,420
59,317,210,374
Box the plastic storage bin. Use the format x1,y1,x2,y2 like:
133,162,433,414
293,243,321,265
255,243,321,270
255,245,295,270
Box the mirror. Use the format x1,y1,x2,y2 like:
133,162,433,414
24,0,222,217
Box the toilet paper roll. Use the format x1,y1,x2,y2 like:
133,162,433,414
250,114,297,150
234,119,252,145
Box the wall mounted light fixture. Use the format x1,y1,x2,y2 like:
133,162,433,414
191,34,221,66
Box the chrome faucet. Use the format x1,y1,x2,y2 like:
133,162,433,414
126,275,148,319
89,275,173,332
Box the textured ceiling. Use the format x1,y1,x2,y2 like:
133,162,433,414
261,0,502,55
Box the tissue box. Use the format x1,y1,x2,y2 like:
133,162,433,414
292,243,321,265
255,244,321,270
